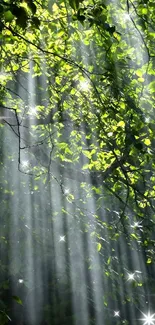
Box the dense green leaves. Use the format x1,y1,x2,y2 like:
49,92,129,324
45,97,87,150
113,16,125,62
0,0,39,31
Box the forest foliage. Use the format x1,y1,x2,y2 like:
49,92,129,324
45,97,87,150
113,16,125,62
0,0,155,324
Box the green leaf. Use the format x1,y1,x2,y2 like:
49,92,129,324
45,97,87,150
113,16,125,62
0,310,11,321
66,193,74,203
97,242,102,252
131,233,139,240
146,258,152,264
143,240,148,246
144,138,151,146
141,7,148,15
105,271,110,277
4,10,14,22
15,7,28,29
69,0,79,10
32,17,40,28
107,256,111,265
117,121,125,127
26,0,37,15
138,77,145,83
12,295,23,305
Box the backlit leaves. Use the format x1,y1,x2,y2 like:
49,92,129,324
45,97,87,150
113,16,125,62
97,242,102,252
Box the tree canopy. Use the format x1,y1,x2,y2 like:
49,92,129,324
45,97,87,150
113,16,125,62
0,0,155,324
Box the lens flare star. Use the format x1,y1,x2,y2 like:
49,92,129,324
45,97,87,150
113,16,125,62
114,311,120,317
79,80,90,91
59,236,65,242
140,311,155,325
127,273,135,281
131,221,143,229
22,160,29,168
64,188,70,195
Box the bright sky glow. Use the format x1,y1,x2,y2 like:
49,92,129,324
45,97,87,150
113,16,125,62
18,279,24,283
114,311,120,317
64,188,70,194
22,160,29,168
0,72,12,82
79,80,90,91
29,106,37,115
140,311,155,325
59,236,65,242
107,132,113,137
123,13,130,21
